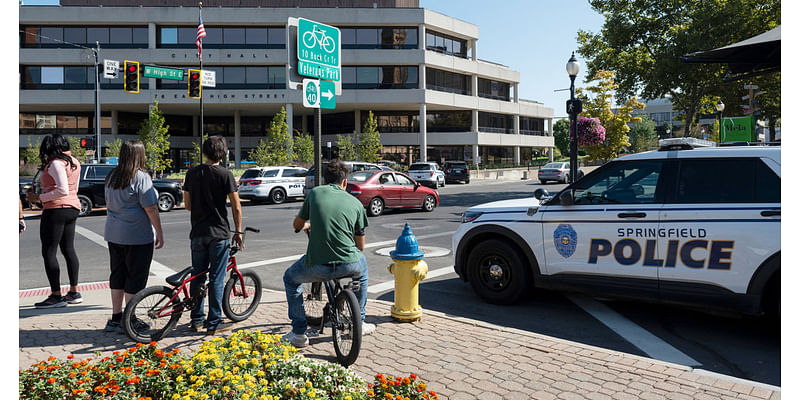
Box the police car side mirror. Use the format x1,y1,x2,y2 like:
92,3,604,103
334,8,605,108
534,188,550,200
559,190,574,206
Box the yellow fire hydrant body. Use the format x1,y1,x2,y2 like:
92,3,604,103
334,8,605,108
388,224,428,322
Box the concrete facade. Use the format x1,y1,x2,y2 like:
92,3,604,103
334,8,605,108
19,3,554,168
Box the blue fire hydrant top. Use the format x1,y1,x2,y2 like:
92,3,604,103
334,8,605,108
390,223,425,260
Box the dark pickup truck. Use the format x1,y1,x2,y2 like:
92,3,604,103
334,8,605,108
77,164,183,217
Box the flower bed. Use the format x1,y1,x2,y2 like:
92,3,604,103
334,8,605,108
19,330,439,400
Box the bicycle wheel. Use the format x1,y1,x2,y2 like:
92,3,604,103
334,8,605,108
332,290,362,366
303,282,326,327
123,286,182,343
222,270,262,322
322,36,336,53
302,31,316,48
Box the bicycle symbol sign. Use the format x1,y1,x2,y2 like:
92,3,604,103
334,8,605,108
297,18,341,81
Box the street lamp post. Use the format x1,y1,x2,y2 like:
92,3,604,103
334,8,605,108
566,52,580,184
716,100,725,144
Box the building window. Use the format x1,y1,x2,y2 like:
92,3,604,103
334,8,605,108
425,30,468,58
479,112,513,134
21,65,144,90
426,68,470,95
479,146,514,167
478,78,510,101
426,110,471,132
21,26,148,48
361,111,419,133
341,27,418,49
342,66,418,89
158,26,285,49
520,117,544,135
322,112,355,135
19,112,110,135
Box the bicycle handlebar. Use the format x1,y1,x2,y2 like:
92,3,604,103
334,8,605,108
233,227,260,234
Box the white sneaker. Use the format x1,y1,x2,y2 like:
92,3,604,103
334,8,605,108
362,322,376,336
281,331,309,348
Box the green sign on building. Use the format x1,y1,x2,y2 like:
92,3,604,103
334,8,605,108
143,65,184,81
721,116,755,143
297,17,341,81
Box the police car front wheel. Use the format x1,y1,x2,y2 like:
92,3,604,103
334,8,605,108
467,239,531,305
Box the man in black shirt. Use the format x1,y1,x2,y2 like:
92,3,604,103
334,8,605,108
183,135,243,334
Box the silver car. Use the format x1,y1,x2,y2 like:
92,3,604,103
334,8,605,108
537,162,584,184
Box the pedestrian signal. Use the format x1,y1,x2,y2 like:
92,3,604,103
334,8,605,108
124,60,139,93
80,137,94,149
188,69,201,99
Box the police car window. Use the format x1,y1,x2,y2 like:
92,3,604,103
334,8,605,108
281,168,303,178
573,161,662,205
262,169,279,178
240,169,261,179
755,160,780,203
677,159,755,203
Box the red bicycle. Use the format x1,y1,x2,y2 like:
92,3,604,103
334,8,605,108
122,227,262,343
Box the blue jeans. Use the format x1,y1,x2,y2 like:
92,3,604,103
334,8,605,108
189,236,230,330
283,254,369,335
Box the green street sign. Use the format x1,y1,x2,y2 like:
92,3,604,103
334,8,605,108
722,116,755,142
143,65,184,81
319,80,336,109
297,17,341,81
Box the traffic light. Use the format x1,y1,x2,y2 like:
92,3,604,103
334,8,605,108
188,69,201,99
124,60,139,93
80,137,94,149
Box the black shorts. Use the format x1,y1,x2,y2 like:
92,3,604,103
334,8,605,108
108,242,154,293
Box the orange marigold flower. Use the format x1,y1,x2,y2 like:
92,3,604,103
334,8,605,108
367,390,375,397
69,372,77,379
129,347,137,353
396,396,402,400
113,351,120,355
48,356,56,361
154,349,164,357
410,373,417,380
47,377,56,384
116,356,124,362
110,384,121,391
172,348,180,354
67,354,74,360
81,371,88,376
384,394,392,400
149,341,156,347
403,377,411,385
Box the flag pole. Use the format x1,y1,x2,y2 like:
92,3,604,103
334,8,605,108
199,1,204,164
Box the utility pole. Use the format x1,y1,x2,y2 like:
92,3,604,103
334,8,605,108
93,41,102,162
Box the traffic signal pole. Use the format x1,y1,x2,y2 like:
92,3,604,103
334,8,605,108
93,41,102,162
314,107,322,188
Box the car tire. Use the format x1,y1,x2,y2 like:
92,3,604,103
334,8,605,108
465,179,470,184
157,192,175,212
467,239,531,305
367,197,384,217
77,195,92,217
270,187,286,204
441,178,445,188
422,195,436,212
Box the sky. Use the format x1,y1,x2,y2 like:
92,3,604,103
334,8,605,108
421,0,605,118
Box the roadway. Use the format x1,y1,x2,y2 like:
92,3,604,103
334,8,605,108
19,178,780,387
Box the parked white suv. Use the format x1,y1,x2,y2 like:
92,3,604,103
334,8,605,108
452,140,780,316
238,166,308,204
408,162,445,188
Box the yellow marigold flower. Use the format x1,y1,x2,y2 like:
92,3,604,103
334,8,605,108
210,390,217,395
182,396,191,400
300,388,306,393
172,394,180,399
241,395,250,400
176,376,184,382
345,396,351,400
190,376,197,382
285,384,292,390
223,386,230,392
260,379,268,385
257,370,265,377
236,384,245,391
200,395,209,400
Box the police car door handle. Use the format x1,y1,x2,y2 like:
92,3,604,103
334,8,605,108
617,212,647,218
761,210,780,217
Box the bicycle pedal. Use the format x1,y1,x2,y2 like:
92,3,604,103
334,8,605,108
346,281,360,292
305,329,320,337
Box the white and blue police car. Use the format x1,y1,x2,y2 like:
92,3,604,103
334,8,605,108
452,139,780,316
237,166,308,204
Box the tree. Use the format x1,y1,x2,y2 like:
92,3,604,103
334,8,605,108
628,117,658,153
250,107,293,166
336,134,357,161
191,133,208,166
577,70,645,162
577,0,780,135
552,119,570,156
105,138,123,158
292,132,314,164
137,101,172,175
21,138,40,166
356,111,382,163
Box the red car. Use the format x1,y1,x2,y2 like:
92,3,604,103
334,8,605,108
346,170,439,217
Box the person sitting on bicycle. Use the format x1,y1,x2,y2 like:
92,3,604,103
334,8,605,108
282,159,376,348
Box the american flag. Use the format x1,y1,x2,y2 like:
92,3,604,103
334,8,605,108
196,12,207,61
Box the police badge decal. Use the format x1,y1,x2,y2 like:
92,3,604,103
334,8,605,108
554,224,578,258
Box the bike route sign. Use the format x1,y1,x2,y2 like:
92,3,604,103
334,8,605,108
297,17,341,81
303,78,336,109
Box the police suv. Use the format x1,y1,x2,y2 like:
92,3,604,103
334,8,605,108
237,166,308,204
452,139,780,316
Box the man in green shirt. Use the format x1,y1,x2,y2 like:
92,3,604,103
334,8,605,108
282,160,375,348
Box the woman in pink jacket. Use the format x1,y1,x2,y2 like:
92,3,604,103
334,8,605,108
26,134,82,309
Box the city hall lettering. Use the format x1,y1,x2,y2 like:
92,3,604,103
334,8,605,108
587,228,734,269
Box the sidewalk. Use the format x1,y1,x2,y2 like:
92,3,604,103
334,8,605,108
19,287,780,400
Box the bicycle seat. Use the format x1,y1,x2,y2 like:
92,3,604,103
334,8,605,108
166,266,194,286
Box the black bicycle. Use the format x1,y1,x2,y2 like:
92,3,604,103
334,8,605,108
296,226,362,366
123,227,262,343
302,279,362,366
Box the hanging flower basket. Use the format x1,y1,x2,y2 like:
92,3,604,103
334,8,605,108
570,116,606,146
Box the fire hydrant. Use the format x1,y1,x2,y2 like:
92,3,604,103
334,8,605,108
388,224,428,322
